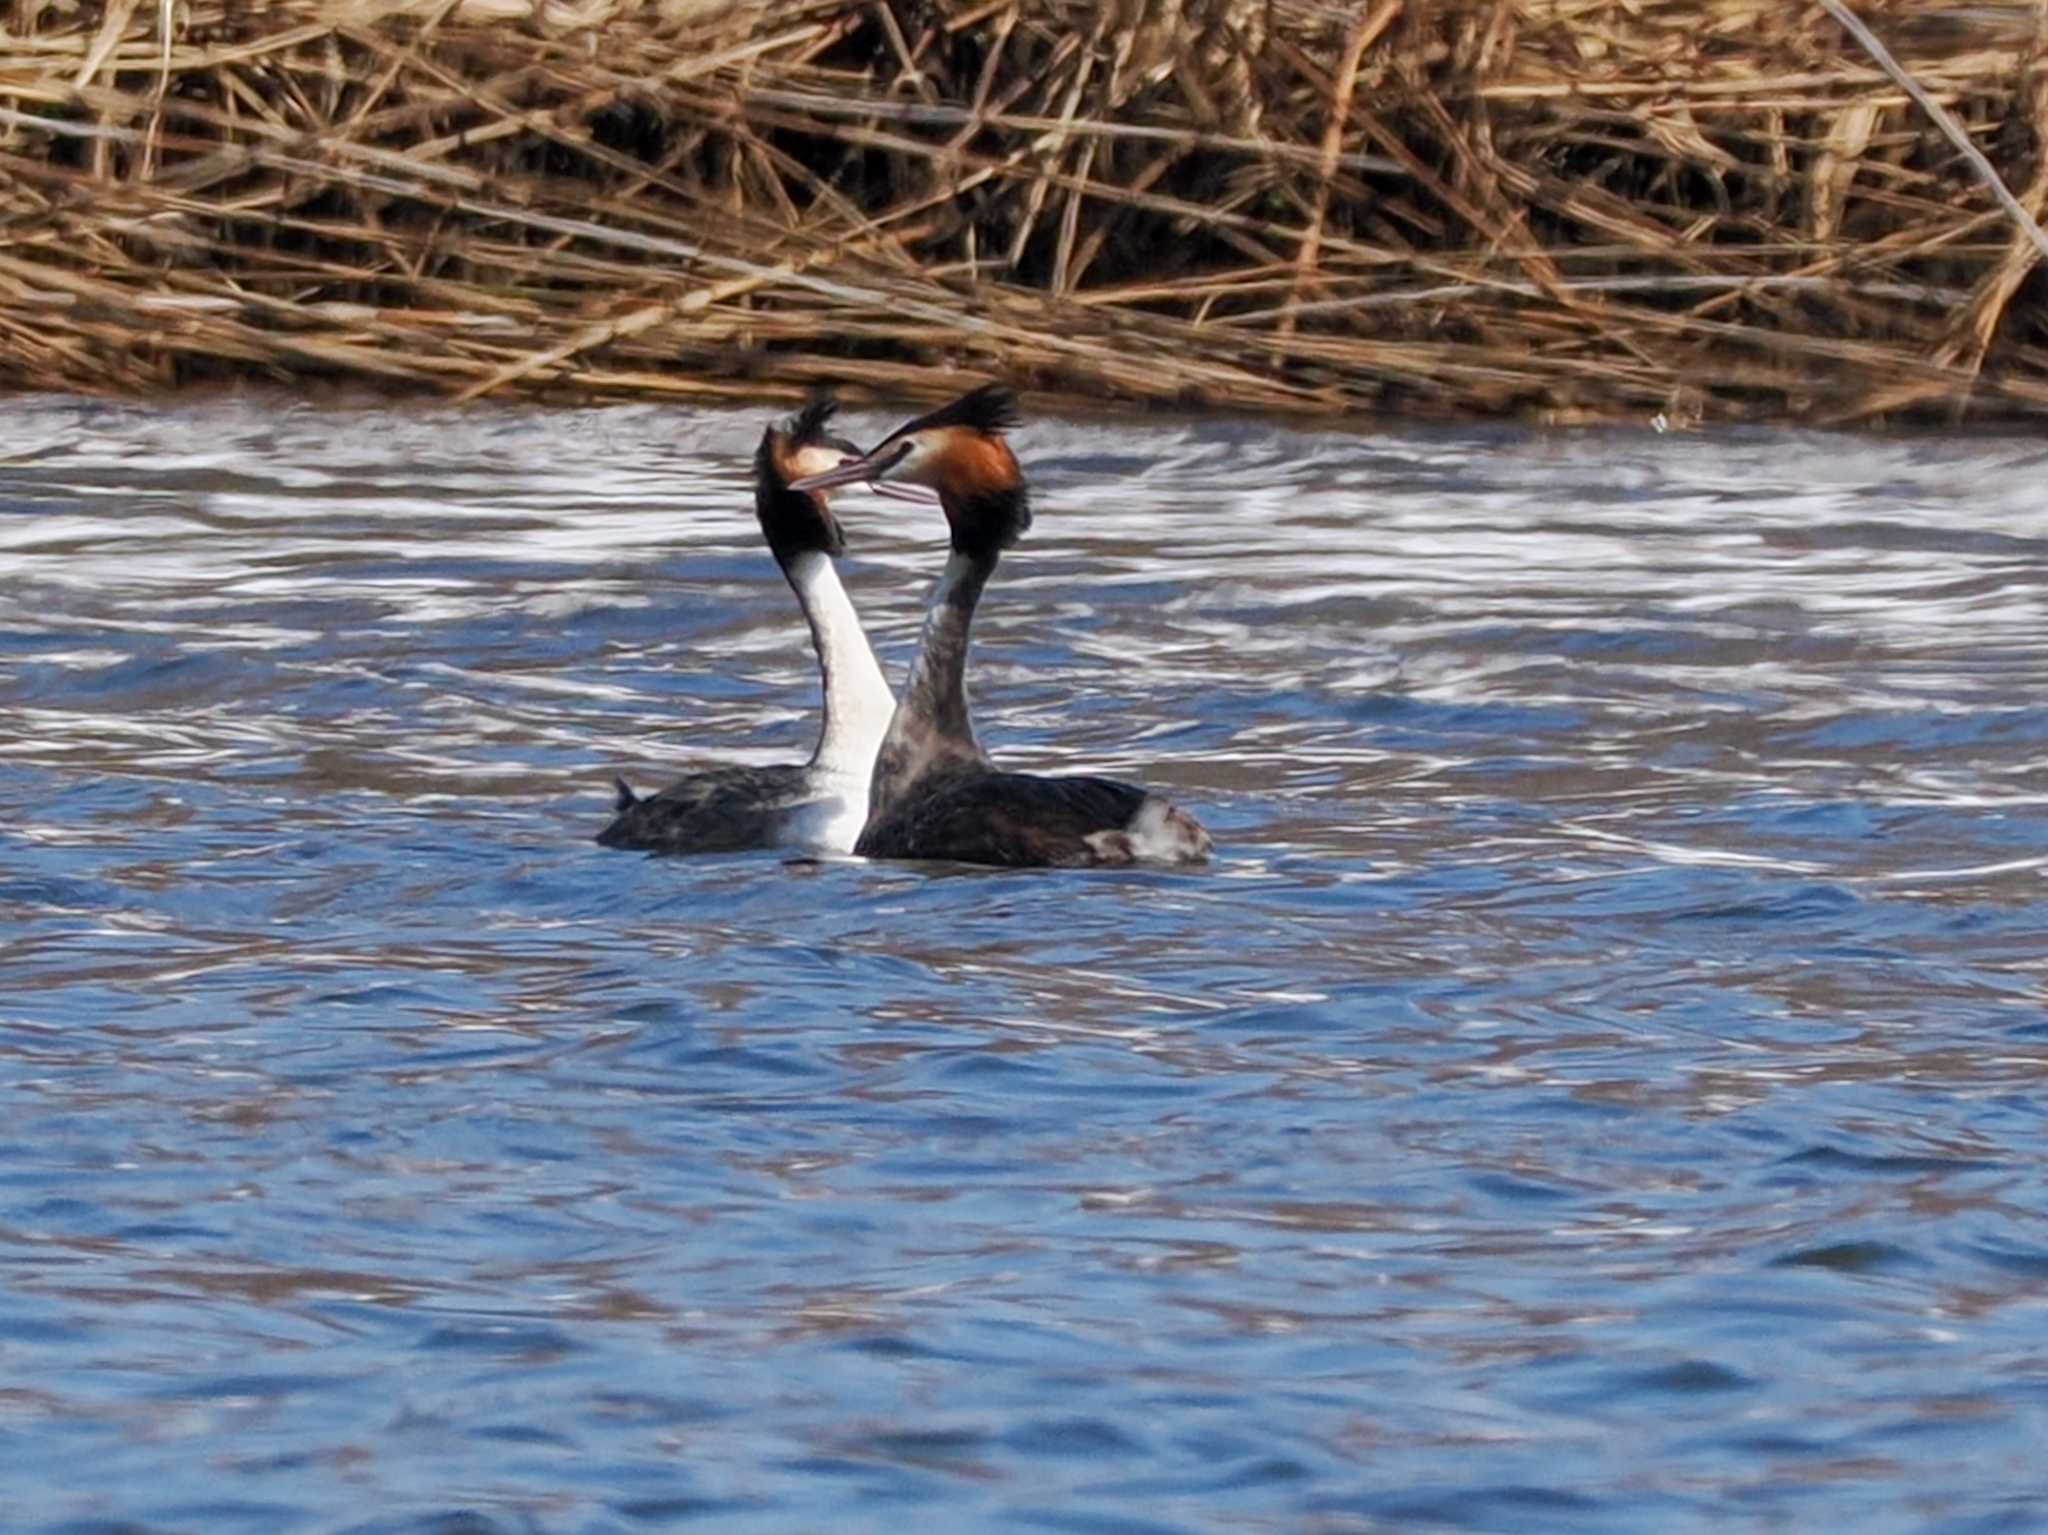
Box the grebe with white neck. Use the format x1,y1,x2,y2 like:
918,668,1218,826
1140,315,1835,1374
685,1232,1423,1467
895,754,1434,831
598,394,897,855
792,384,1211,868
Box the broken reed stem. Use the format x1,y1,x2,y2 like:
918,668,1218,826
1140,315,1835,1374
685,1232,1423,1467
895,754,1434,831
1283,0,1402,340
0,0,2044,423
1821,0,2048,264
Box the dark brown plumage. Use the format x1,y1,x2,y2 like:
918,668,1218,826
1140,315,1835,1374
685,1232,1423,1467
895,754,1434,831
600,764,814,853
855,768,1160,866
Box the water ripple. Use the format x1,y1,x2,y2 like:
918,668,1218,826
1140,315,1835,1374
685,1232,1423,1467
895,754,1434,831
1,396,2045,1532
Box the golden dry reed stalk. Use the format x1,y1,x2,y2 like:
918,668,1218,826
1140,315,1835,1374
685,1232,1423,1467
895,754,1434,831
1,0,2046,422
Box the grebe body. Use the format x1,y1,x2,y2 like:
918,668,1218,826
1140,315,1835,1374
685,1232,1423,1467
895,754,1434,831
598,396,894,855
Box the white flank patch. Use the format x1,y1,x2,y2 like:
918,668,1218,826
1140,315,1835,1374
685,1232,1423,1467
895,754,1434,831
787,784,870,855
1126,794,1214,864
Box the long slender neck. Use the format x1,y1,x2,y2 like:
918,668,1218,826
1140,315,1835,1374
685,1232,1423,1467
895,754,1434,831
870,548,995,815
903,549,992,748
782,550,894,778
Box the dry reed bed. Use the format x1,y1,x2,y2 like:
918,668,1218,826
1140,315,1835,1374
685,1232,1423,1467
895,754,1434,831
1,0,2046,421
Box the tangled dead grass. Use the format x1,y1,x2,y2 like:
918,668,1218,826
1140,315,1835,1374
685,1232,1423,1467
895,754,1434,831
2,0,2046,422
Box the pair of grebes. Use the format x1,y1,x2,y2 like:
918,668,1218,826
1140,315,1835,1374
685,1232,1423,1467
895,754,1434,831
597,384,1211,868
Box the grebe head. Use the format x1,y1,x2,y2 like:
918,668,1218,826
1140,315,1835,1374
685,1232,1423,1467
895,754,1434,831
755,392,863,563
792,383,1032,560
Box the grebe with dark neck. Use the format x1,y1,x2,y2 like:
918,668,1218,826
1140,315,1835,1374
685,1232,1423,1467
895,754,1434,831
792,384,1211,868
597,394,896,855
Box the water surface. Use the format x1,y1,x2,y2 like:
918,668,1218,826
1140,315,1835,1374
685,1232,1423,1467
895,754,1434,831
2,395,2046,1533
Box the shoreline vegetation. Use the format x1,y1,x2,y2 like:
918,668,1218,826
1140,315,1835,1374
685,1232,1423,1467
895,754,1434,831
1,1,2046,423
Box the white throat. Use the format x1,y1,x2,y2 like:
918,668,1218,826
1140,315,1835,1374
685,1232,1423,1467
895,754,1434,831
786,550,895,780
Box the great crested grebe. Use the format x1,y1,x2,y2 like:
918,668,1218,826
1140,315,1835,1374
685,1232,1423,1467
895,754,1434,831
791,383,1211,868
598,393,898,855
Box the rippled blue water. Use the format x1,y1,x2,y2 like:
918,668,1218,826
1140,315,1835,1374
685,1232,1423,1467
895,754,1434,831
2,394,2046,1534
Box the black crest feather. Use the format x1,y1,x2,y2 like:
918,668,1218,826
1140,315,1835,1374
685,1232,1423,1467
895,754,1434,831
887,382,1019,443
788,389,840,445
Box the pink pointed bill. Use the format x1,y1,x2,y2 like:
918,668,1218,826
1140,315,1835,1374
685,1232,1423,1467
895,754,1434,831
786,457,875,493
789,439,915,496
870,482,938,504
